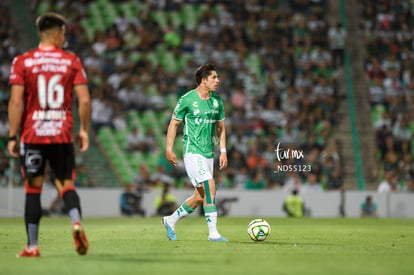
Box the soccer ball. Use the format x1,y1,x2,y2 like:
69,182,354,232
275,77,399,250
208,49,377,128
247,218,271,242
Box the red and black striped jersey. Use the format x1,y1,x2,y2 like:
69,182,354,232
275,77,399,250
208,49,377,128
9,46,87,144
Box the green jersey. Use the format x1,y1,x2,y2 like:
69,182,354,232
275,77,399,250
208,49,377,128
172,89,225,158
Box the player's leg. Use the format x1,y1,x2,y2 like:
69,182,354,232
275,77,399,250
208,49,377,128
162,188,203,241
17,144,45,257
202,178,227,242
162,153,205,240
169,188,203,223
50,144,88,255
201,157,227,242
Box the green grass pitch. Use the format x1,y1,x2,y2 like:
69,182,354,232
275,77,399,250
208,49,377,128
1,217,413,275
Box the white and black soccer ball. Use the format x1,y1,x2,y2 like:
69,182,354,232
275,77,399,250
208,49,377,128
247,218,271,242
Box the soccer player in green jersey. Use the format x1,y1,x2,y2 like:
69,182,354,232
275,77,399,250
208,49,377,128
163,64,228,242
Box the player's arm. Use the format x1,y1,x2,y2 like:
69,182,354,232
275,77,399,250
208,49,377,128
74,84,91,152
7,84,24,158
165,118,181,166
216,120,228,170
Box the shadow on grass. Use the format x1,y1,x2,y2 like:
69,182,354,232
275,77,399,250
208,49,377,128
236,240,335,246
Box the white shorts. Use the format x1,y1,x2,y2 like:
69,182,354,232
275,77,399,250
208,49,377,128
183,153,214,187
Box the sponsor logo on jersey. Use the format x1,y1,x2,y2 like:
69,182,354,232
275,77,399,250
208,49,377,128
32,110,67,120
195,118,216,125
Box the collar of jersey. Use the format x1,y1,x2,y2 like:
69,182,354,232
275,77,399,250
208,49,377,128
38,44,57,50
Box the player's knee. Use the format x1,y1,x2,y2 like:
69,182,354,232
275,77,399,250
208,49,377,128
194,195,204,205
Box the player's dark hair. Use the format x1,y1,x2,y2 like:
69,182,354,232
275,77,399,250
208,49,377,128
195,64,216,86
36,12,67,33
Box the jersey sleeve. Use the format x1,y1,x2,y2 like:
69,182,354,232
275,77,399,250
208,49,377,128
72,56,88,85
172,96,187,121
8,55,25,85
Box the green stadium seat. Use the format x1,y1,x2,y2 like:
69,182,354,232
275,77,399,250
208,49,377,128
370,104,385,125
88,2,100,16
146,52,159,70
127,110,143,130
129,51,141,63
97,0,109,8
245,53,262,78
141,110,157,129
37,2,50,14
161,51,178,72
169,11,182,28
181,4,198,27
155,44,167,60
114,130,129,148
151,10,168,30
143,152,160,172
97,126,114,142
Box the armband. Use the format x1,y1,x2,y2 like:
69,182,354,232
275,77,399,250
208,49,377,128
8,136,17,141
220,148,227,153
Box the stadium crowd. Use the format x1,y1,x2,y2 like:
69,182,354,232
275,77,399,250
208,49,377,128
359,0,414,192
0,1,21,186
1,0,348,193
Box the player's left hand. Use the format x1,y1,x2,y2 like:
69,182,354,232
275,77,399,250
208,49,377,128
7,140,19,158
219,152,228,170
77,130,89,152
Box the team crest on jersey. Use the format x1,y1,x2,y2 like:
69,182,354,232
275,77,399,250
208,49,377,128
192,101,199,107
193,109,200,116
213,99,218,108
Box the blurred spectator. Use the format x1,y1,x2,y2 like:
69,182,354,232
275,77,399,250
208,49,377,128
133,164,152,192
24,0,343,189
368,77,386,108
151,165,174,188
360,0,414,183
325,168,344,190
328,22,347,70
91,96,114,133
283,189,305,218
245,169,266,190
75,163,95,187
246,144,268,172
120,184,146,217
377,169,401,193
0,115,9,149
126,127,146,152
154,183,177,216
283,171,303,193
302,171,324,193
402,172,414,192
360,195,377,217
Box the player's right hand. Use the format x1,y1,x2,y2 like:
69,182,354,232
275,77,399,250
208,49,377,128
166,149,178,166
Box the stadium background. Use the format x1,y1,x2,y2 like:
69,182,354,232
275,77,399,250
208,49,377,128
0,0,413,216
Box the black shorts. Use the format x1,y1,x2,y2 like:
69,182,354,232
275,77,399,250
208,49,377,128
20,143,75,181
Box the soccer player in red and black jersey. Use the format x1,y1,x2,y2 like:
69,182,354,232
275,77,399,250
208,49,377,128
7,12,91,257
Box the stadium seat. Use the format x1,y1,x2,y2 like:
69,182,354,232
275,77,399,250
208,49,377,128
129,51,141,63
37,2,50,14
127,110,143,130
97,0,109,8
114,130,129,149
97,126,115,142
181,4,198,28
161,51,178,72
146,52,159,70
151,10,168,30
169,11,182,29
245,53,262,78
